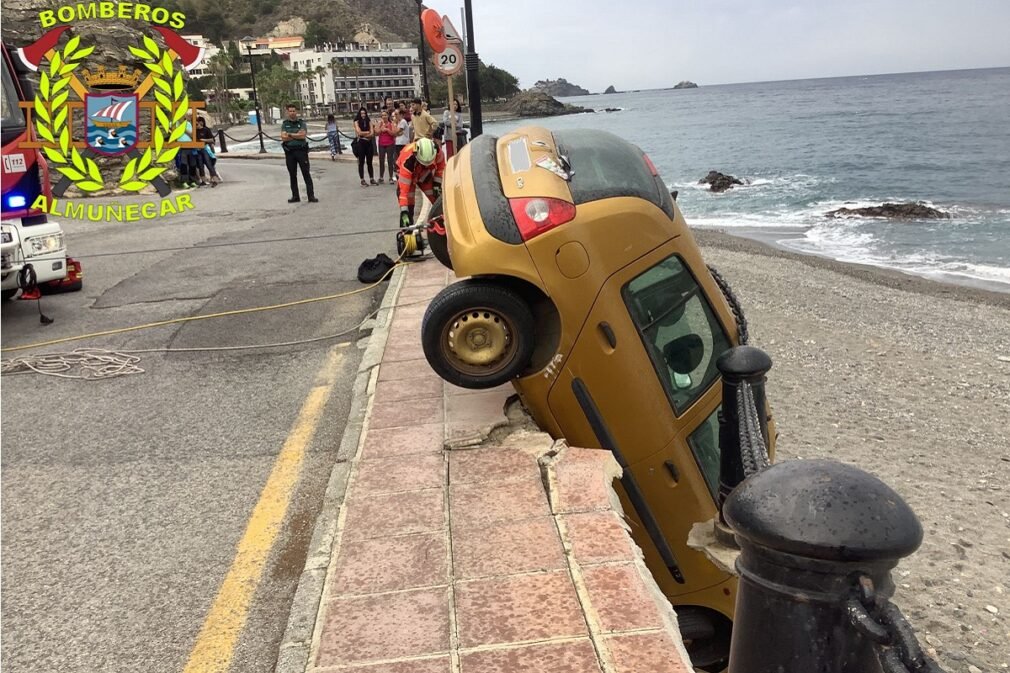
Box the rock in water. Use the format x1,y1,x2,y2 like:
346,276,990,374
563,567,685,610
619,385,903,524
533,78,591,97
505,90,589,117
826,203,950,219
699,170,744,193
604,85,618,94
673,80,699,89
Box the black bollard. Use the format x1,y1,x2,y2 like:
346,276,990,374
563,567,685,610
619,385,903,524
217,129,228,154
717,345,772,521
723,459,923,673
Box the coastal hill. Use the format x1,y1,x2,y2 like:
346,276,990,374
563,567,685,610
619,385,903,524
1,0,425,49
533,78,591,97
506,90,589,117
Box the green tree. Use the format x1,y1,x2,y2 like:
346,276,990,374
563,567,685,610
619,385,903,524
333,63,354,113
208,50,233,121
304,21,332,48
477,62,520,101
256,64,302,122
346,63,363,109
186,77,206,101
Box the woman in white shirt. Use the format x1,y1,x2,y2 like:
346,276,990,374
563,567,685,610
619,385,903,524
442,99,465,158
393,110,410,182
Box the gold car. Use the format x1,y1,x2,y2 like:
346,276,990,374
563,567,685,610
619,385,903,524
422,126,764,670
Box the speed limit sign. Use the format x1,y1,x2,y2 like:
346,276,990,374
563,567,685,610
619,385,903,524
434,43,463,76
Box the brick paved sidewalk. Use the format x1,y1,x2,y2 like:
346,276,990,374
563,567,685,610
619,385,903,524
303,258,693,673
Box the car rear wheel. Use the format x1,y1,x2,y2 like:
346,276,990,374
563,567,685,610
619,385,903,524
1,289,17,301
421,280,535,389
426,197,452,269
676,607,732,672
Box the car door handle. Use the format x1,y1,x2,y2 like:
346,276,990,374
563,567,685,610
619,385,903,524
598,322,617,349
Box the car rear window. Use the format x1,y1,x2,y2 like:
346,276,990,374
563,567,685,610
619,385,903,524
553,129,675,218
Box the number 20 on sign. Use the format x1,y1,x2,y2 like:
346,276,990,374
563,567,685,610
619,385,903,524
434,44,463,76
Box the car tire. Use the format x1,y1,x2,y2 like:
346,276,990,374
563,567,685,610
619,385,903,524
40,279,83,294
426,196,453,269
1,289,17,301
676,607,732,672
422,280,535,389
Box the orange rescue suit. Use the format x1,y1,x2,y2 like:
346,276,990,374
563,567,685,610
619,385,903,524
396,142,446,216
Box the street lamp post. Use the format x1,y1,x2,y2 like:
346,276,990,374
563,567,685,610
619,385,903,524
463,0,482,138
240,36,267,154
415,0,431,103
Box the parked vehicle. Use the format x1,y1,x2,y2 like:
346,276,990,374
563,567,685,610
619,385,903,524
421,127,773,670
1,43,81,301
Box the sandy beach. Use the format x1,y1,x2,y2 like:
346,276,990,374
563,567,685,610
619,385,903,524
692,230,1010,670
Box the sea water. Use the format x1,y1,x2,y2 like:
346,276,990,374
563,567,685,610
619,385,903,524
485,67,1010,291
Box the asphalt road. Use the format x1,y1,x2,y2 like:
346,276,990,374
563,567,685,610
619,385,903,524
1,156,402,673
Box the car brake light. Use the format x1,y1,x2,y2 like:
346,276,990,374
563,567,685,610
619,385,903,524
508,197,576,241
643,154,659,177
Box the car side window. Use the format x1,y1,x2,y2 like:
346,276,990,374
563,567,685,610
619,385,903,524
623,254,730,414
688,407,721,500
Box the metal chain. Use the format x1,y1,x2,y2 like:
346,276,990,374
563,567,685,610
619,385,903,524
847,575,948,673
737,381,770,475
708,264,749,345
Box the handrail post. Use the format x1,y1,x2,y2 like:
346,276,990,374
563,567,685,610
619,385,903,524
723,459,923,673
716,345,772,526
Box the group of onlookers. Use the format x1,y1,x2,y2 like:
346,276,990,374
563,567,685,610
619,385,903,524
349,97,446,187
175,114,221,189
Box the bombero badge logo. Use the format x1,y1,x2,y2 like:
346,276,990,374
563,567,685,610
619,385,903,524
14,2,208,221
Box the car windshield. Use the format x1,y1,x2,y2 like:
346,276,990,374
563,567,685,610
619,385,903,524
623,254,730,414
553,129,675,218
2,58,25,129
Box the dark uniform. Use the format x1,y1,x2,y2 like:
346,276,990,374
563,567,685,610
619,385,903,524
281,116,315,202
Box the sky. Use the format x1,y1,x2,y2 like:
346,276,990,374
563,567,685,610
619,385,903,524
420,0,1010,91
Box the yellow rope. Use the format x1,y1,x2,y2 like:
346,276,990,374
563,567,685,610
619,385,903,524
3,257,408,354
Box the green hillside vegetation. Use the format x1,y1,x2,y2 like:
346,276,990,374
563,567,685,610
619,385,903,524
162,0,421,45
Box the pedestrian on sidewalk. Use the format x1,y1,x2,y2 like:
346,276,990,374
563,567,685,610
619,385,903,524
392,110,409,186
377,110,398,184
353,107,376,186
410,98,438,141
281,103,317,203
195,117,221,186
326,113,342,160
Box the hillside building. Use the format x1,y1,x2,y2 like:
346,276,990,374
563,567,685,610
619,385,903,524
287,26,421,114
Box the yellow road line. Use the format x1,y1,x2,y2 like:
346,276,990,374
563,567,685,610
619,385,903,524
182,347,345,673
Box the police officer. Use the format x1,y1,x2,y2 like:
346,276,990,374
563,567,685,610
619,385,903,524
280,103,317,203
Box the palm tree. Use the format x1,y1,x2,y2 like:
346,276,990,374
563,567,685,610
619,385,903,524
334,62,353,113
208,50,232,121
314,65,328,114
347,62,363,110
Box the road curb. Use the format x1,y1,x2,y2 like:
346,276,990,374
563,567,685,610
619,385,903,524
273,264,407,673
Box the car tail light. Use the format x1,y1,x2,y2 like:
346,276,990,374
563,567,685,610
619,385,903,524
508,197,576,241
66,257,82,281
643,153,659,177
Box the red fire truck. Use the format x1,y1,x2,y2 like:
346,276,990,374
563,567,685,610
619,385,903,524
2,42,82,301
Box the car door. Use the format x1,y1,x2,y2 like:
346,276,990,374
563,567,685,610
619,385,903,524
547,240,734,595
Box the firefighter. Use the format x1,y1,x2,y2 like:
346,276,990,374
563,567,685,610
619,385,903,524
397,137,445,228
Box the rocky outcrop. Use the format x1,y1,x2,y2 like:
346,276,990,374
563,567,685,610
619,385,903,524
826,203,950,219
604,85,618,94
533,78,591,97
673,80,699,89
699,171,744,193
505,90,589,117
